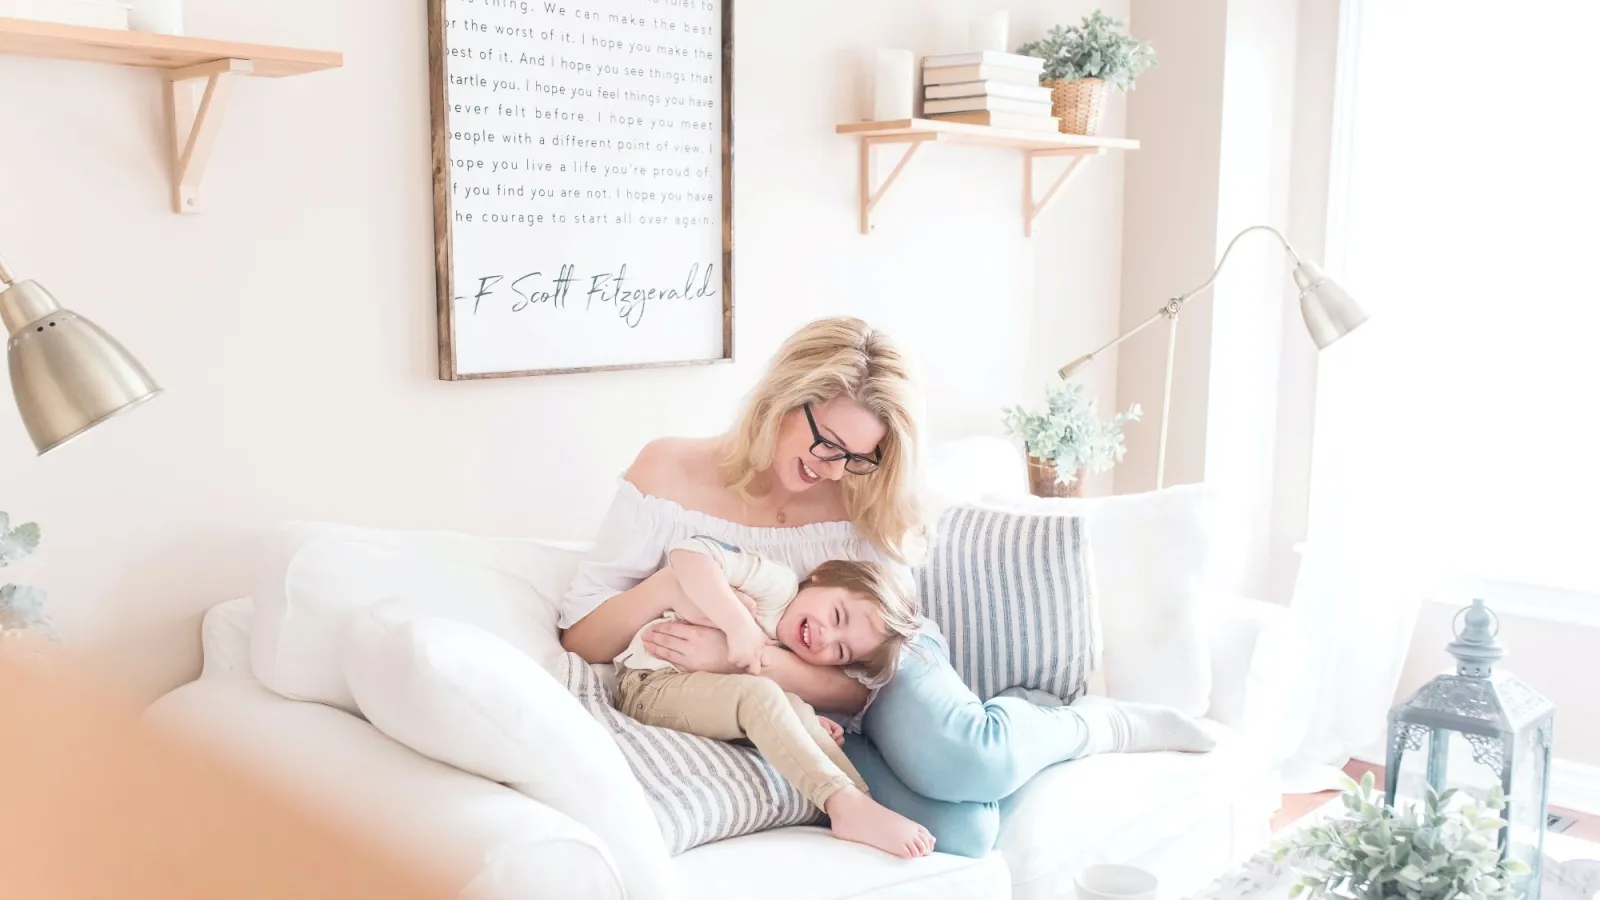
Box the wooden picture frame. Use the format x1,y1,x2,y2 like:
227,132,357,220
427,0,734,380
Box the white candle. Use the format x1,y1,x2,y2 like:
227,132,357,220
873,48,915,121
129,0,184,35
969,10,1009,53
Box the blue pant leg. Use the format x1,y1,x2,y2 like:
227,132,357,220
861,634,1090,804
840,732,1000,858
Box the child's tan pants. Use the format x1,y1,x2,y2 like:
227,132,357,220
616,668,868,810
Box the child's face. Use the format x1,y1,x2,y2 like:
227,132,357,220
777,585,890,667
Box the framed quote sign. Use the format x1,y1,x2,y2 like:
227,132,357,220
428,0,733,379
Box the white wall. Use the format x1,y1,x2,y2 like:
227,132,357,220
0,0,1127,703
1115,0,1227,497
1117,0,1301,607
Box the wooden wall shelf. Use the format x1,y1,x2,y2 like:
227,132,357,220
836,119,1139,236
0,16,343,212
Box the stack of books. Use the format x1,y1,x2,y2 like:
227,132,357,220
921,51,1057,131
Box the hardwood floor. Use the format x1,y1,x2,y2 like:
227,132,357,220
1274,761,1600,843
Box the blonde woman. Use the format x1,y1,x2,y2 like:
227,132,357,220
560,317,1212,858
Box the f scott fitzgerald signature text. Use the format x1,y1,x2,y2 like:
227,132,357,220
460,263,718,328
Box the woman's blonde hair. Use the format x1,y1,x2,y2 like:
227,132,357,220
721,317,928,562
799,559,920,682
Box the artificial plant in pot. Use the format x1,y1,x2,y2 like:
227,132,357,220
1003,380,1140,498
1274,772,1530,900
0,512,55,643
1018,10,1156,136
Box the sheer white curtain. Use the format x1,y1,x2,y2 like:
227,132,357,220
1285,0,1600,791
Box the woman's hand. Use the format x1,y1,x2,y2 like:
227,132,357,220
641,620,742,674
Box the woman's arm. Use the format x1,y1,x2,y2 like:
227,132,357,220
560,566,682,663
641,621,870,715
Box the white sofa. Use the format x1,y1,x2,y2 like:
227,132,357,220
144,438,1309,900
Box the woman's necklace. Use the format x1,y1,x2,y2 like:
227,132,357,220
747,479,792,526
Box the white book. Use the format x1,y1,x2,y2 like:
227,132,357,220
923,95,1052,116
927,110,1062,132
922,63,1043,87
921,51,1045,72
924,80,1055,103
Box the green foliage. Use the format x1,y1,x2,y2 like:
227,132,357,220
1273,772,1529,900
0,511,50,634
0,512,41,566
1002,381,1140,486
1017,10,1156,89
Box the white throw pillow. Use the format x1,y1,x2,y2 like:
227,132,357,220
980,484,1215,716
343,602,676,900
251,520,589,713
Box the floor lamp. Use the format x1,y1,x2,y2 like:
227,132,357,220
0,253,161,455
1058,225,1369,489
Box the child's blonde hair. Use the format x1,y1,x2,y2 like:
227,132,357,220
799,559,920,683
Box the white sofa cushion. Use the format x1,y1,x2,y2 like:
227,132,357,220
675,827,1013,900
995,722,1271,900
982,484,1215,716
564,655,824,855
343,602,675,900
250,520,587,712
917,505,1099,703
199,597,255,680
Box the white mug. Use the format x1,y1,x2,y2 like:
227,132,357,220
1075,863,1160,900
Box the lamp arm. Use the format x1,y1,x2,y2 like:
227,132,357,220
1176,225,1302,305
0,254,15,287
1056,304,1172,378
1055,225,1305,380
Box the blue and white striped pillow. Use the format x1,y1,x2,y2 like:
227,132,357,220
917,505,1100,704
562,655,821,854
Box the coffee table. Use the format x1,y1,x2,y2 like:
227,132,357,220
1185,828,1600,900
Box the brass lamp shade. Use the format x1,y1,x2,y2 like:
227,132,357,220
1292,260,1368,350
1,270,160,455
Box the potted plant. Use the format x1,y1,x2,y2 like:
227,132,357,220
1274,772,1530,900
1018,10,1156,136
0,511,55,644
1002,380,1140,498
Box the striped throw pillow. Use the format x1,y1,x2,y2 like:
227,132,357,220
562,655,821,854
917,504,1100,704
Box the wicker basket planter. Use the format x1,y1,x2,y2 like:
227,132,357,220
1027,455,1084,498
1046,77,1109,136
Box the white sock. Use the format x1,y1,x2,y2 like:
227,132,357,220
1069,695,1217,755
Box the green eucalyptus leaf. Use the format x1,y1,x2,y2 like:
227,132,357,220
0,583,48,630
0,520,41,564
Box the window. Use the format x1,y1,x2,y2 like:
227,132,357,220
1318,0,1600,597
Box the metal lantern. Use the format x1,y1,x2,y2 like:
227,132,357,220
1385,599,1555,898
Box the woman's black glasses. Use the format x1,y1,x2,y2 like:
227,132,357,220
803,403,882,475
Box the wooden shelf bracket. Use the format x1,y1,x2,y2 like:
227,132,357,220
165,58,252,214
1024,147,1103,237
858,133,937,234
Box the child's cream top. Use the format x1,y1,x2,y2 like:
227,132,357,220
560,481,922,730
559,479,897,631
613,535,801,672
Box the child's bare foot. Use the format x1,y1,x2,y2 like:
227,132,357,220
824,788,935,859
